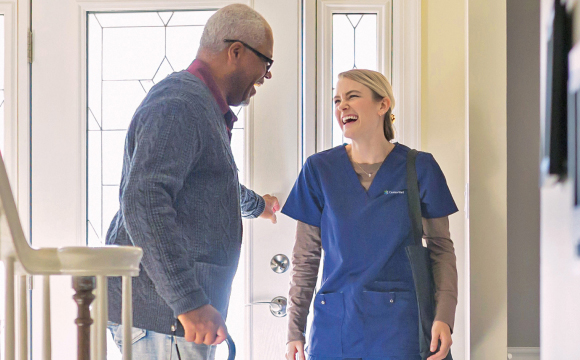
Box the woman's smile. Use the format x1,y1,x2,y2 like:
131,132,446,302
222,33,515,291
341,114,359,125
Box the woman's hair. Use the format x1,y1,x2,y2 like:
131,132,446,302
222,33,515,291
199,4,271,53
338,69,396,141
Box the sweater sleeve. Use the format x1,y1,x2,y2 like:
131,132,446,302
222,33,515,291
287,221,322,343
121,99,210,318
423,216,458,332
239,184,265,219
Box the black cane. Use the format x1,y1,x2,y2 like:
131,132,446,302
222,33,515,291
225,334,236,360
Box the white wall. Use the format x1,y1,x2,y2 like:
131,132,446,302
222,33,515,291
420,1,467,357
468,0,508,359
423,1,511,358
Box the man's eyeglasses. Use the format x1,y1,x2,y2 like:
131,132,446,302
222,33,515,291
224,39,274,74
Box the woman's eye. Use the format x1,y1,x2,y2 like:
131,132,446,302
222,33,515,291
334,99,340,105
349,95,358,99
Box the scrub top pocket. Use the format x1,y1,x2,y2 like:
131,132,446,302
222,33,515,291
309,292,345,357
363,290,420,357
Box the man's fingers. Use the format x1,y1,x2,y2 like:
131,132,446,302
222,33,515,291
272,199,281,212
213,325,228,345
183,329,195,343
194,331,205,344
271,212,277,224
203,331,217,346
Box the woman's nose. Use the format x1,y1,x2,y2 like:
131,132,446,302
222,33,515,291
338,101,349,111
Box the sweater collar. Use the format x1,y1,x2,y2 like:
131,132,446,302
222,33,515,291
186,59,238,136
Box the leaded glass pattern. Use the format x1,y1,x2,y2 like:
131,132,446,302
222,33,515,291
88,11,247,360
331,13,377,147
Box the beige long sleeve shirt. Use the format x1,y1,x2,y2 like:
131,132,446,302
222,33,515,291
287,160,458,343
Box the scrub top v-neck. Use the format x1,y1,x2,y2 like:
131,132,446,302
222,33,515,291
282,143,458,359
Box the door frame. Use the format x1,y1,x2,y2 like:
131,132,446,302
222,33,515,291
1,0,29,231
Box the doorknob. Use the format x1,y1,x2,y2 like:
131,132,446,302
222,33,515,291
251,296,287,317
270,254,289,273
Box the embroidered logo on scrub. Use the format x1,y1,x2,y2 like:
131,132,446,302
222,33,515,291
384,190,405,195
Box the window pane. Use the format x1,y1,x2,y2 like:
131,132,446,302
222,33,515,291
166,26,205,71
332,14,355,87
96,12,164,27
88,14,103,127
331,13,378,148
102,27,165,80
102,81,146,130
354,15,377,71
168,11,216,26
101,130,126,186
87,130,102,240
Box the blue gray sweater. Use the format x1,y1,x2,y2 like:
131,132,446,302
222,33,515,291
106,71,265,336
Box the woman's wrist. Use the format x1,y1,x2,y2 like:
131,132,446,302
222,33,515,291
286,332,306,344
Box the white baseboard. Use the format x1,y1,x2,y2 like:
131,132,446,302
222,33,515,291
507,347,540,360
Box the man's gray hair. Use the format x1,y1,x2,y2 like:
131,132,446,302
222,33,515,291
199,4,270,52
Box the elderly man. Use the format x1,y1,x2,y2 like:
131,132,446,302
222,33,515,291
105,4,278,359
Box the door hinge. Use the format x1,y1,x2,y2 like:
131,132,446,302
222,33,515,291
28,275,33,290
27,30,33,64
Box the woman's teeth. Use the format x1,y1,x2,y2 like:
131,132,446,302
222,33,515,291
342,115,358,124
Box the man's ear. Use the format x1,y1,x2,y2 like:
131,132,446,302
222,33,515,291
227,42,243,64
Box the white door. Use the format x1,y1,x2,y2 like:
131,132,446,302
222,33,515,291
28,0,425,359
30,1,299,359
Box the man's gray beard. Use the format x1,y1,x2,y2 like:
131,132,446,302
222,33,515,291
240,97,251,107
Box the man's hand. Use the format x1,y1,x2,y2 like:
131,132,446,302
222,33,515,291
427,320,452,360
177,304,228,345
259,194,281,224
286,340,306,360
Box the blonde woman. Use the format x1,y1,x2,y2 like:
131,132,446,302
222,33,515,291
282,69,457,360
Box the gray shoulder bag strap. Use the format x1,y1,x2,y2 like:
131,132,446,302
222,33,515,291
405,149,452,360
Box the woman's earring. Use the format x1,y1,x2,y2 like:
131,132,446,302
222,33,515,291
390,113,396,123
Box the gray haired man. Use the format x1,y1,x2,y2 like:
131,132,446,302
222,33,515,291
105,4,279,359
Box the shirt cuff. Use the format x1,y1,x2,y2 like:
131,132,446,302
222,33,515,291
434,291,457,333
287,331,306,344
169,289,211,318
248,195,266,219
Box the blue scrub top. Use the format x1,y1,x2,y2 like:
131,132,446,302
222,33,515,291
282,143,458,360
